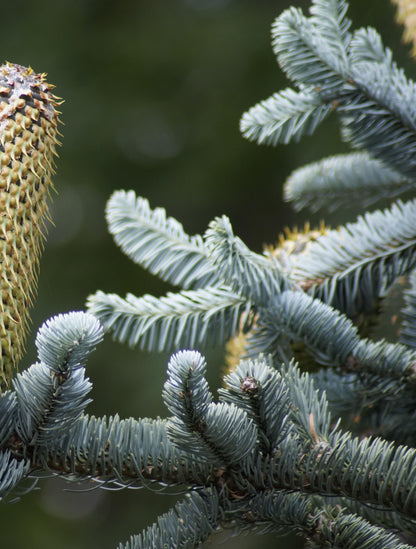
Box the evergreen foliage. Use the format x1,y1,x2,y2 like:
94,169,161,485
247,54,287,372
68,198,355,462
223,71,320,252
4,0,416,547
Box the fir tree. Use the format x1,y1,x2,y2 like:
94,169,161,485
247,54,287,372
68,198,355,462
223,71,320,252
3,0,416,547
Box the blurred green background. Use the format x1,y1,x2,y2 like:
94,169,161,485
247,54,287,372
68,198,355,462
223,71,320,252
0,0,412,547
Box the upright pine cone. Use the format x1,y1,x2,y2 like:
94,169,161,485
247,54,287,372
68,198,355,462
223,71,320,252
0,63,62,387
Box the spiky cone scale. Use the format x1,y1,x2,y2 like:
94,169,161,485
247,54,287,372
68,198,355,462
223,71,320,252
0,63,62,388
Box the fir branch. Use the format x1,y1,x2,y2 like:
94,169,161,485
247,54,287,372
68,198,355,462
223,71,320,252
290,199,416,317
256,290,360,366
248,291,416,417
284,152,409,212
234,490,314,537
106,190,220,290
310,509,414,549
309,0,352,49
123,488,414,549
204,215,288,305
312,368,364,416
271,7,348,96
269,425,416,523
6,338,416,544
237,492,414,549
13,312,102,446
349,25,416,128
163,350,213,425
352,338,416,386
280,359,333,444
164,350,258,467
348,26,391,64
401,268,416,348
245,4,416,183
87,286,249,352
219,356,291,454
0,450,30,499
119,489,221,549
240,87,332,146
29,353,416,526
35,413,212,488
13,362,92,446
340,61,416,179
0,391,17,446
35,311,103,373
23,347,416,527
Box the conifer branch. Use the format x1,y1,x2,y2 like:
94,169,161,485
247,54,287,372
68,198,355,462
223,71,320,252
401,268,416,349
3,322,416,545
240,87,332,146
43,348,416,531
284,152,409,212
218,356,291,454
120,488,414,549
106,191,220,290
5,0,416,546
0,391,17,446
0,450,30,499
290,199,416,318
247,290,416,428
271,6,349,97
164,350,258,469
87,286,249,351
320,495,416,539
237,492,414,549
118,489,221,549
12,312,102,447
309,0,352,51
35,414,212,487
309,510,414,549
204,215,288,306
254,290,360,366
241,0,416,183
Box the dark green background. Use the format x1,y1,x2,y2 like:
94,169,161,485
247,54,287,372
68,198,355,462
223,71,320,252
0,0,410,547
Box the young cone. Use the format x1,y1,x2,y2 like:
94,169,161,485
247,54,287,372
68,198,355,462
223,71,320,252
0,63,62,387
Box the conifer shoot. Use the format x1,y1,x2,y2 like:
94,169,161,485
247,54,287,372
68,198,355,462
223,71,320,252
0,62,62,387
